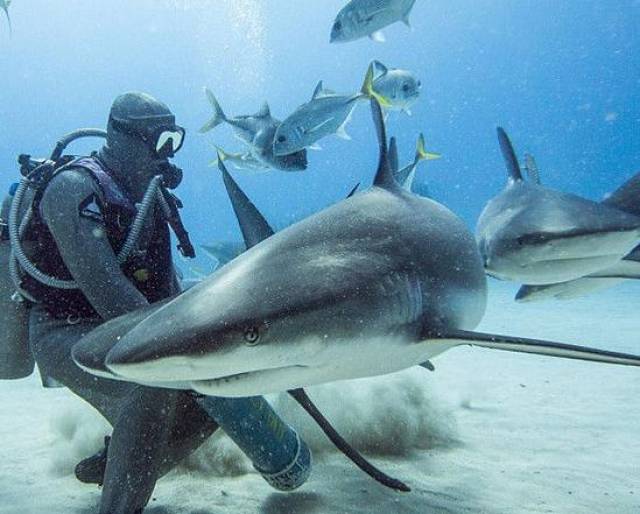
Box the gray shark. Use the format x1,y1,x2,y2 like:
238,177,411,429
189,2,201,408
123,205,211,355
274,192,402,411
94,101,640,398
516,169,640,301
477,128,640,285
199,88,308,171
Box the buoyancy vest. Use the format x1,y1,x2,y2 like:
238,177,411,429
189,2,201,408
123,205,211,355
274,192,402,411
21,156,175,319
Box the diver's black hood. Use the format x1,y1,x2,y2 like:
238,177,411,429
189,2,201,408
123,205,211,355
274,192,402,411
98,92,181,198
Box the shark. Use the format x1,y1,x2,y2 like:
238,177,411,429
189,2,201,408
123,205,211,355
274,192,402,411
514,168,640,301
90,102,640,394
476,128,640,285
73,100,640,492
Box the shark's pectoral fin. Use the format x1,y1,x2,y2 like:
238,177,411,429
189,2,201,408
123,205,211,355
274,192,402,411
287,388,411,492
426,329,640,367
420,360,435,371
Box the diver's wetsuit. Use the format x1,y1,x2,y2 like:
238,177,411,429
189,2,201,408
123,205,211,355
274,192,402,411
28,164,217,513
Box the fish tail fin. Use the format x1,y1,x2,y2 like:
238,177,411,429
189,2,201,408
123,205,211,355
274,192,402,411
360,63,392,108
415,133,441,163
199,88,227,133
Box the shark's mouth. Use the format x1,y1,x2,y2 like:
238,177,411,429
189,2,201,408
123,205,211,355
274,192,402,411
190,364,314,397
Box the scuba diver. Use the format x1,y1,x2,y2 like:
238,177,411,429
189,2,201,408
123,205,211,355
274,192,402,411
1,92,311,513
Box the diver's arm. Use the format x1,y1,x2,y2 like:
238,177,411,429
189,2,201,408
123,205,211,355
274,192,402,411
40,168,148,319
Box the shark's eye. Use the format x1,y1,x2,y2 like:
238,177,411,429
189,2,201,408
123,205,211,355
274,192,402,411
244,326,261,346
334,21,342,31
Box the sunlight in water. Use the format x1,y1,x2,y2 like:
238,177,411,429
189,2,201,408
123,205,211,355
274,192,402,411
159,0,271,94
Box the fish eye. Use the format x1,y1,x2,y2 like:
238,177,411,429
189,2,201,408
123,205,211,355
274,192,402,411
277,135,287,143
243,326,261,346
334,21,342,31
402,83,410,92
417,80,422,87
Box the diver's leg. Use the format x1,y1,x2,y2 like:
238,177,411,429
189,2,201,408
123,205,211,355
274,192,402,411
29,307,132,423
99,387,174,513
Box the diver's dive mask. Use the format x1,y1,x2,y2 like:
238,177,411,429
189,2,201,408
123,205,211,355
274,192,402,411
109,114,186,159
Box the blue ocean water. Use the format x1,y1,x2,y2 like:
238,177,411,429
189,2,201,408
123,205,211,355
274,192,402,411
1,0,639,271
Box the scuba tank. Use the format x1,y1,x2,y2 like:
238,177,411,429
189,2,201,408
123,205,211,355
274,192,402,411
0,191,33,379
0,129,107,381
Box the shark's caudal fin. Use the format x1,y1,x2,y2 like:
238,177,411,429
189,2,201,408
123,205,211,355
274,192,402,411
217,155,274,248
199,88,228,133
497,127,523,182
371,98,399,190
426,329,640,367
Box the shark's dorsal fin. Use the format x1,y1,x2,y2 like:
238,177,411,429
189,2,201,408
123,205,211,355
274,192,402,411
496,127,523,182
388,136,399,174
371,98,398,190
217,153,274,249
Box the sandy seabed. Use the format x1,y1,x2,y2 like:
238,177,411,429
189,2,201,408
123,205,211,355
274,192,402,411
1,280,639,514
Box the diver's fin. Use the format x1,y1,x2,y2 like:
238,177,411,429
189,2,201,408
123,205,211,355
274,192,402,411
369,30,386,43
496,127,523,182
424,329,640,367
217,153,275,248
346,183,360,198
523,153,541,184
288,388,410,492
371,99,398,190
199,88,227,133
361,63,392,107
388,137,399,174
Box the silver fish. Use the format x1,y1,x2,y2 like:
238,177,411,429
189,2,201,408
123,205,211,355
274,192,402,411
209,145,269,174
330,0,416,43
200,88,307,171
273,82,362,156
370,60,421,114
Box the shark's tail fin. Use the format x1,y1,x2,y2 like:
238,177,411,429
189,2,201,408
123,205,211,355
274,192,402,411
361,63,392,108
199,88,227,133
